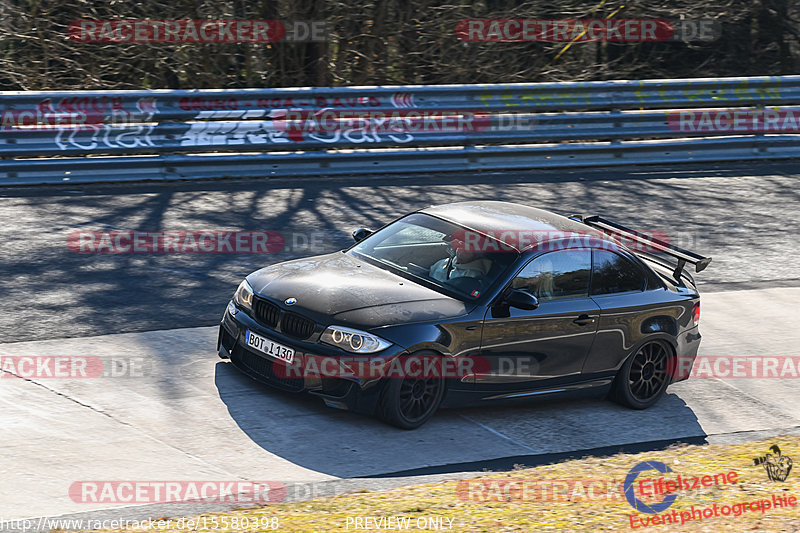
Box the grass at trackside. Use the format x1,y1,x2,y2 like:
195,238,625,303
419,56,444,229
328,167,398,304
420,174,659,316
77,436,800,533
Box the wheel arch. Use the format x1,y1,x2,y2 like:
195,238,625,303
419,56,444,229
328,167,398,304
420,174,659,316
617,332,678,373
375,348,450,429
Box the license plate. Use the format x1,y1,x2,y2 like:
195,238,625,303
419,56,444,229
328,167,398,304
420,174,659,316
244,330,295,364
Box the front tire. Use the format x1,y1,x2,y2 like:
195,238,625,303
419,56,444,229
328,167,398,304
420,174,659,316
612,340,673,409
376,357,445,429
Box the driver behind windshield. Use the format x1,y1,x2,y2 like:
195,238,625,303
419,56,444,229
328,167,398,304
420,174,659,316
429,236,492,282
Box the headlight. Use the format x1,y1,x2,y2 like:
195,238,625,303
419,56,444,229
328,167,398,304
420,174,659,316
233,279,254,312
320,326,392,354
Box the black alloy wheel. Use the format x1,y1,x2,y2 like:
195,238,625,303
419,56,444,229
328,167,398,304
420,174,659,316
612,340,673,409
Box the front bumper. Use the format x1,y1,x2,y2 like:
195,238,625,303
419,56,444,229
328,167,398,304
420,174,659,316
217,302,402,414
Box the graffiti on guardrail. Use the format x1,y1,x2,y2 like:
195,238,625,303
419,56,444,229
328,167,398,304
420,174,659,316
175,92,407,114
1,96,158,150
54,98,158,150
177,109,527,146
177,109,418,146
2,97,120,130
2,92,429,149
179,111,292,146
177,94,384,111
177,93,427,146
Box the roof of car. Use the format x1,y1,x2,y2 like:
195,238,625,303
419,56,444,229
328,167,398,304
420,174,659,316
422,201,593,232
420,201,616,252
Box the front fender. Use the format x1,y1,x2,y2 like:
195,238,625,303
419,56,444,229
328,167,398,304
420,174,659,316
370,309,485,358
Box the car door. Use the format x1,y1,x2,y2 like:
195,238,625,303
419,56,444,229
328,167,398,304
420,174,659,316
477,249,600,394
581,248,653,375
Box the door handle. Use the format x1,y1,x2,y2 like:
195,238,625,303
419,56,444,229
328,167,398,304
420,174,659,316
573,314,596,326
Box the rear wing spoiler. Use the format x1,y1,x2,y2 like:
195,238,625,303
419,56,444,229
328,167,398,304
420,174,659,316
569,214,712,280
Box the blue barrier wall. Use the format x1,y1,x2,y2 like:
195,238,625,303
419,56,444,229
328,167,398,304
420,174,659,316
2,75,800,184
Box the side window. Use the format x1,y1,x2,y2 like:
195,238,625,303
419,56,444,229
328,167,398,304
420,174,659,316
590,250,646,295
512,250,591,301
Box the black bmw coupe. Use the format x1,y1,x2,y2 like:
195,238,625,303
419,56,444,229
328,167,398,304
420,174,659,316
217,201,710,429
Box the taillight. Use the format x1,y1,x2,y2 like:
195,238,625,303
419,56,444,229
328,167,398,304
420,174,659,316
692,301,701,327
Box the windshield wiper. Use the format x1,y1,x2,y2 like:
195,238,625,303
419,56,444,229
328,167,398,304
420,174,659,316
376,258,409,271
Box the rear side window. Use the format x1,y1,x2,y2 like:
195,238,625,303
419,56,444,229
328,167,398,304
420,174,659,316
512,249,591,301
590,250,646,295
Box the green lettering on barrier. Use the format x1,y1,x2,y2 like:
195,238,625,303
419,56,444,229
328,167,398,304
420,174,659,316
519,92,537,106
755,84,781,99
733,79,751,100
557,90,581,105
538,92,561,105
684,88,707,101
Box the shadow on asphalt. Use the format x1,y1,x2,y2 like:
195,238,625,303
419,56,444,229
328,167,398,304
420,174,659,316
214,361,707,479
3,159,800,343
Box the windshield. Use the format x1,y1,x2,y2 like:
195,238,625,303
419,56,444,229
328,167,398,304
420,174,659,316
349,213,518,301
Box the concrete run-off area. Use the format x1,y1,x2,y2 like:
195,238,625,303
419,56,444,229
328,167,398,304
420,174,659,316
0,287,798,523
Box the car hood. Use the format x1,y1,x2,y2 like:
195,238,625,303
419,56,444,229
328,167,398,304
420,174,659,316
246,252,470,328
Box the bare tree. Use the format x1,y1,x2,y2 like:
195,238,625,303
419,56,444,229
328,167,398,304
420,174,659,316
0,0,797,90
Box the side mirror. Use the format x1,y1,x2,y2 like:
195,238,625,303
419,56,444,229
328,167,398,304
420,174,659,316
352,228,373,242
506,289,539,310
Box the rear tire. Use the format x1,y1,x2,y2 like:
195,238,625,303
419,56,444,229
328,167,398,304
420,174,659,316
376,355,445,429
612,340,673,409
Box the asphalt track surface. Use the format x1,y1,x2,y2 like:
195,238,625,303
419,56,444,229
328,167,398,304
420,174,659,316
1,161,800,525
2,161,800,344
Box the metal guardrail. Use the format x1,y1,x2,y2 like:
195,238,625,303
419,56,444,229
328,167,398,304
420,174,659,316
2,75,800,185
